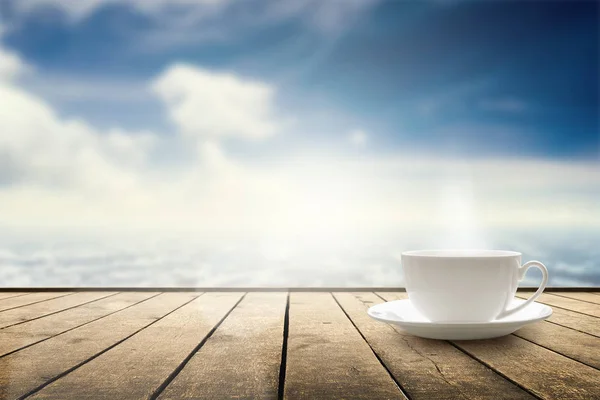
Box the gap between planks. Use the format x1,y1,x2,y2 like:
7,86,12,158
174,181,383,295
148,293,248,399
331,293,410,399
277,292,290,400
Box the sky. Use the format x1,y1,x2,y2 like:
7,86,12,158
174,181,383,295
1,0,598,157
0,0,598,286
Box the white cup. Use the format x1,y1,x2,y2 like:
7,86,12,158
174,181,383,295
401,250,548,322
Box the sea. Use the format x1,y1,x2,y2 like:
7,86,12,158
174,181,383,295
1,228,598,287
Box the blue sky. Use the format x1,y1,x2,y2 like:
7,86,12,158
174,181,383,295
1,0,598,159
0,0,598,238
0,0,599,286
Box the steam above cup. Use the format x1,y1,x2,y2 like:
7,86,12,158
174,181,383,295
401,250,548,323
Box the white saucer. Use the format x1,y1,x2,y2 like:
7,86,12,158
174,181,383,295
368,299,552,340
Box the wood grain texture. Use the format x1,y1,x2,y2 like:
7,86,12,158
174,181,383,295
0,292,158,357
0,292,71,313
0,292,198,400
548,292,600,305
333,292,533,400
284,292,406,400
159,292,286,400
454,335,600,400
377,292,600,399
0,290,597,399
0,293,28,301
513,320,600,369
514,293,600,336
29,292,244,400
518,293,600,318
544,308,600,337
375,292,408,301
0,292,117,329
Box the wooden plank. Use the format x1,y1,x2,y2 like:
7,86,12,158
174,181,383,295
333,292,533,400
454,336,600,399
379,291,600,354
513,320,600,369
378,293,600,399
0,292,158,357
541,308,599,337
284,292,406,399
158,292,286,399
28,292,245,400
0,293,28,301
517,293,600,318
0,292,199,400
457,291,600,365
0,292,117,328
548,292,600,305
0,292,71,312
376,292,408,299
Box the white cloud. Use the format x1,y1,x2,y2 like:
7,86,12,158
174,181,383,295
21,74,149,102
0,42,598,243
152,64,280,140
348,129,368,147
0,75,157,191
0,36,30,81
0,49,25,81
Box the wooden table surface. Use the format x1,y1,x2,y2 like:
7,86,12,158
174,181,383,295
0,290,598,399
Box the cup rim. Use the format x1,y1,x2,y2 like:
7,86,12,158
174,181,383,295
401,249,521,258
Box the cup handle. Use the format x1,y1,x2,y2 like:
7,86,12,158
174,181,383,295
496,260,549,319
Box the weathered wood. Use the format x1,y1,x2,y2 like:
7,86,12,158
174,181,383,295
284,292,406,400
542,307,599,337
0,290,598,399
0,292,158,357
454,335,600,399
515,293,600,336
375,292,408,301
333,292,533,400
0,292,71,312
28,292,244,400
0,292,199,399
513,320,600,369
0,292,117,329
517,293,600,318
377,293,600,399
158,292,286,399
0,293,28,301
428,291,600,365
547,292,600,305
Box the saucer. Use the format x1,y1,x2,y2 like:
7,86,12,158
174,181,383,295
368,299,552,340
